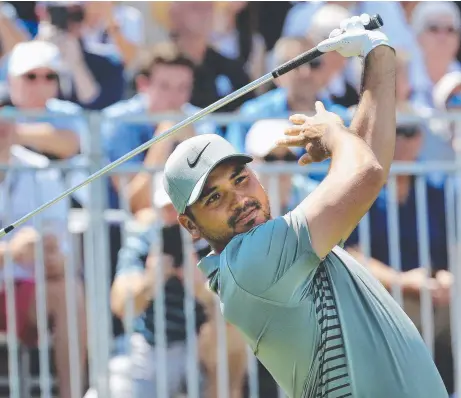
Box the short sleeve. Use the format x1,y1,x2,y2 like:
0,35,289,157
224,207,322,302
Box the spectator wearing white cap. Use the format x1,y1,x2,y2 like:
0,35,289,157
410,1,461,109
245,119,319,216
6,40,87,161
35,2,125,110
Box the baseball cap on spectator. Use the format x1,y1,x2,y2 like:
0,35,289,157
8,41,62,77
412,1,461,36
245,119,296,158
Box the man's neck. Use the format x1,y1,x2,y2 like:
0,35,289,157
287,92,317,113
426,57,452,85
174,34,208,65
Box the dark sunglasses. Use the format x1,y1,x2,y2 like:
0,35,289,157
264,152,298,162
427,24,459,34
396,125,420,138
24,73,59,82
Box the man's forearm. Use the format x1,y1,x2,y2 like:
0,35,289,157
16,124,80,158
0,15,30,54
346,246,399,290
69,62,100,104
350,46,396,176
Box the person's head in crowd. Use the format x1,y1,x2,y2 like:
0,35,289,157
169,1,214,43
245,119,298,211
306,4,350,89
7,41,61,109
273,36,325,110
412,2,461,78
135,42,195,112
394,123,423,162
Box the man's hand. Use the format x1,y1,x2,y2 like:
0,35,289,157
9,227,39,266
317,14,392,59
400,268,451,307
276,101,346,165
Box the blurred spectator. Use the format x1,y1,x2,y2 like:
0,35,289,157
245,119,318,215
0,2,31,91
282,1,423,92
411,1,461,109
305,4,359,108
5,1,39,36
168,1,255,112
36,1,125,110
6,40,84,161
102,42,216,215
0,115,87,398
79,1,144,68
210,2,266,85
87,187,247,398
344,124,454,394
226,36,348,153
433,71,461,152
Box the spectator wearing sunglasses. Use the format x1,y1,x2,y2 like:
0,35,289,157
245,119,319,216
5,40,86,161
344,120,455,395
410,1,461,109
226,36,348,154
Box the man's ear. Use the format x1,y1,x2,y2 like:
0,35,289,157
178,214,201,241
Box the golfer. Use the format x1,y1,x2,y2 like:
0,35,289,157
163,16,448,398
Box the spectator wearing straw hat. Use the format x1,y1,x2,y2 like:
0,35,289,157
84,180,247,398
0,111,87,398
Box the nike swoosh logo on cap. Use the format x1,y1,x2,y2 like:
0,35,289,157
187,142,211,168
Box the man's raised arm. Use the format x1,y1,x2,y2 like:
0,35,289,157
276,16,396,259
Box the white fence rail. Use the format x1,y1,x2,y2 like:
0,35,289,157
0,111,459,397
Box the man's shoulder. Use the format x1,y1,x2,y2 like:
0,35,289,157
46,98,85,115
102,94,147,118
240,88,288,115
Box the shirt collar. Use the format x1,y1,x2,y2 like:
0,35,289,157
197,251,220,279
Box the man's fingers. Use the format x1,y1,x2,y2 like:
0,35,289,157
315,101,326,113
284,125,305,136
276,136,308,147
289,114,308,125
298,152,313,166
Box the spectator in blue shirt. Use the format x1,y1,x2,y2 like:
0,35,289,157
6,40,85,160
35,2,125,110
226,36,349,154
102,42,217,214
344,123,454,395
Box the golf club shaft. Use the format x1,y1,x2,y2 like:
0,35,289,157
0,14,383,237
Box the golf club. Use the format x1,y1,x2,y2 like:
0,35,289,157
0,14,383,238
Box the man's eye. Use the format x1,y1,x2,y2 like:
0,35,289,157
206,193,220,205
236,176,247,184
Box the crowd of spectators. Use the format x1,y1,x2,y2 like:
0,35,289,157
0,1,461,397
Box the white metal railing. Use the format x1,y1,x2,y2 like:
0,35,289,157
0,110,460,398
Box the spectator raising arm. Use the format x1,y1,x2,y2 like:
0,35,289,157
15,123,80,159
0,6,30,54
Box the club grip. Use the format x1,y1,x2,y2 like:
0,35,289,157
272,13,384,78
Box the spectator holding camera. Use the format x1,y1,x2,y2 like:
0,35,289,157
84,184,247,398
6,40,85,161
0,114,87,398
36,1,124,110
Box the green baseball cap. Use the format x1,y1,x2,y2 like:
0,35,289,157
163,134,253,214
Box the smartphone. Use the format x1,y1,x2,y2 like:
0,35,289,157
162,224,184,268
